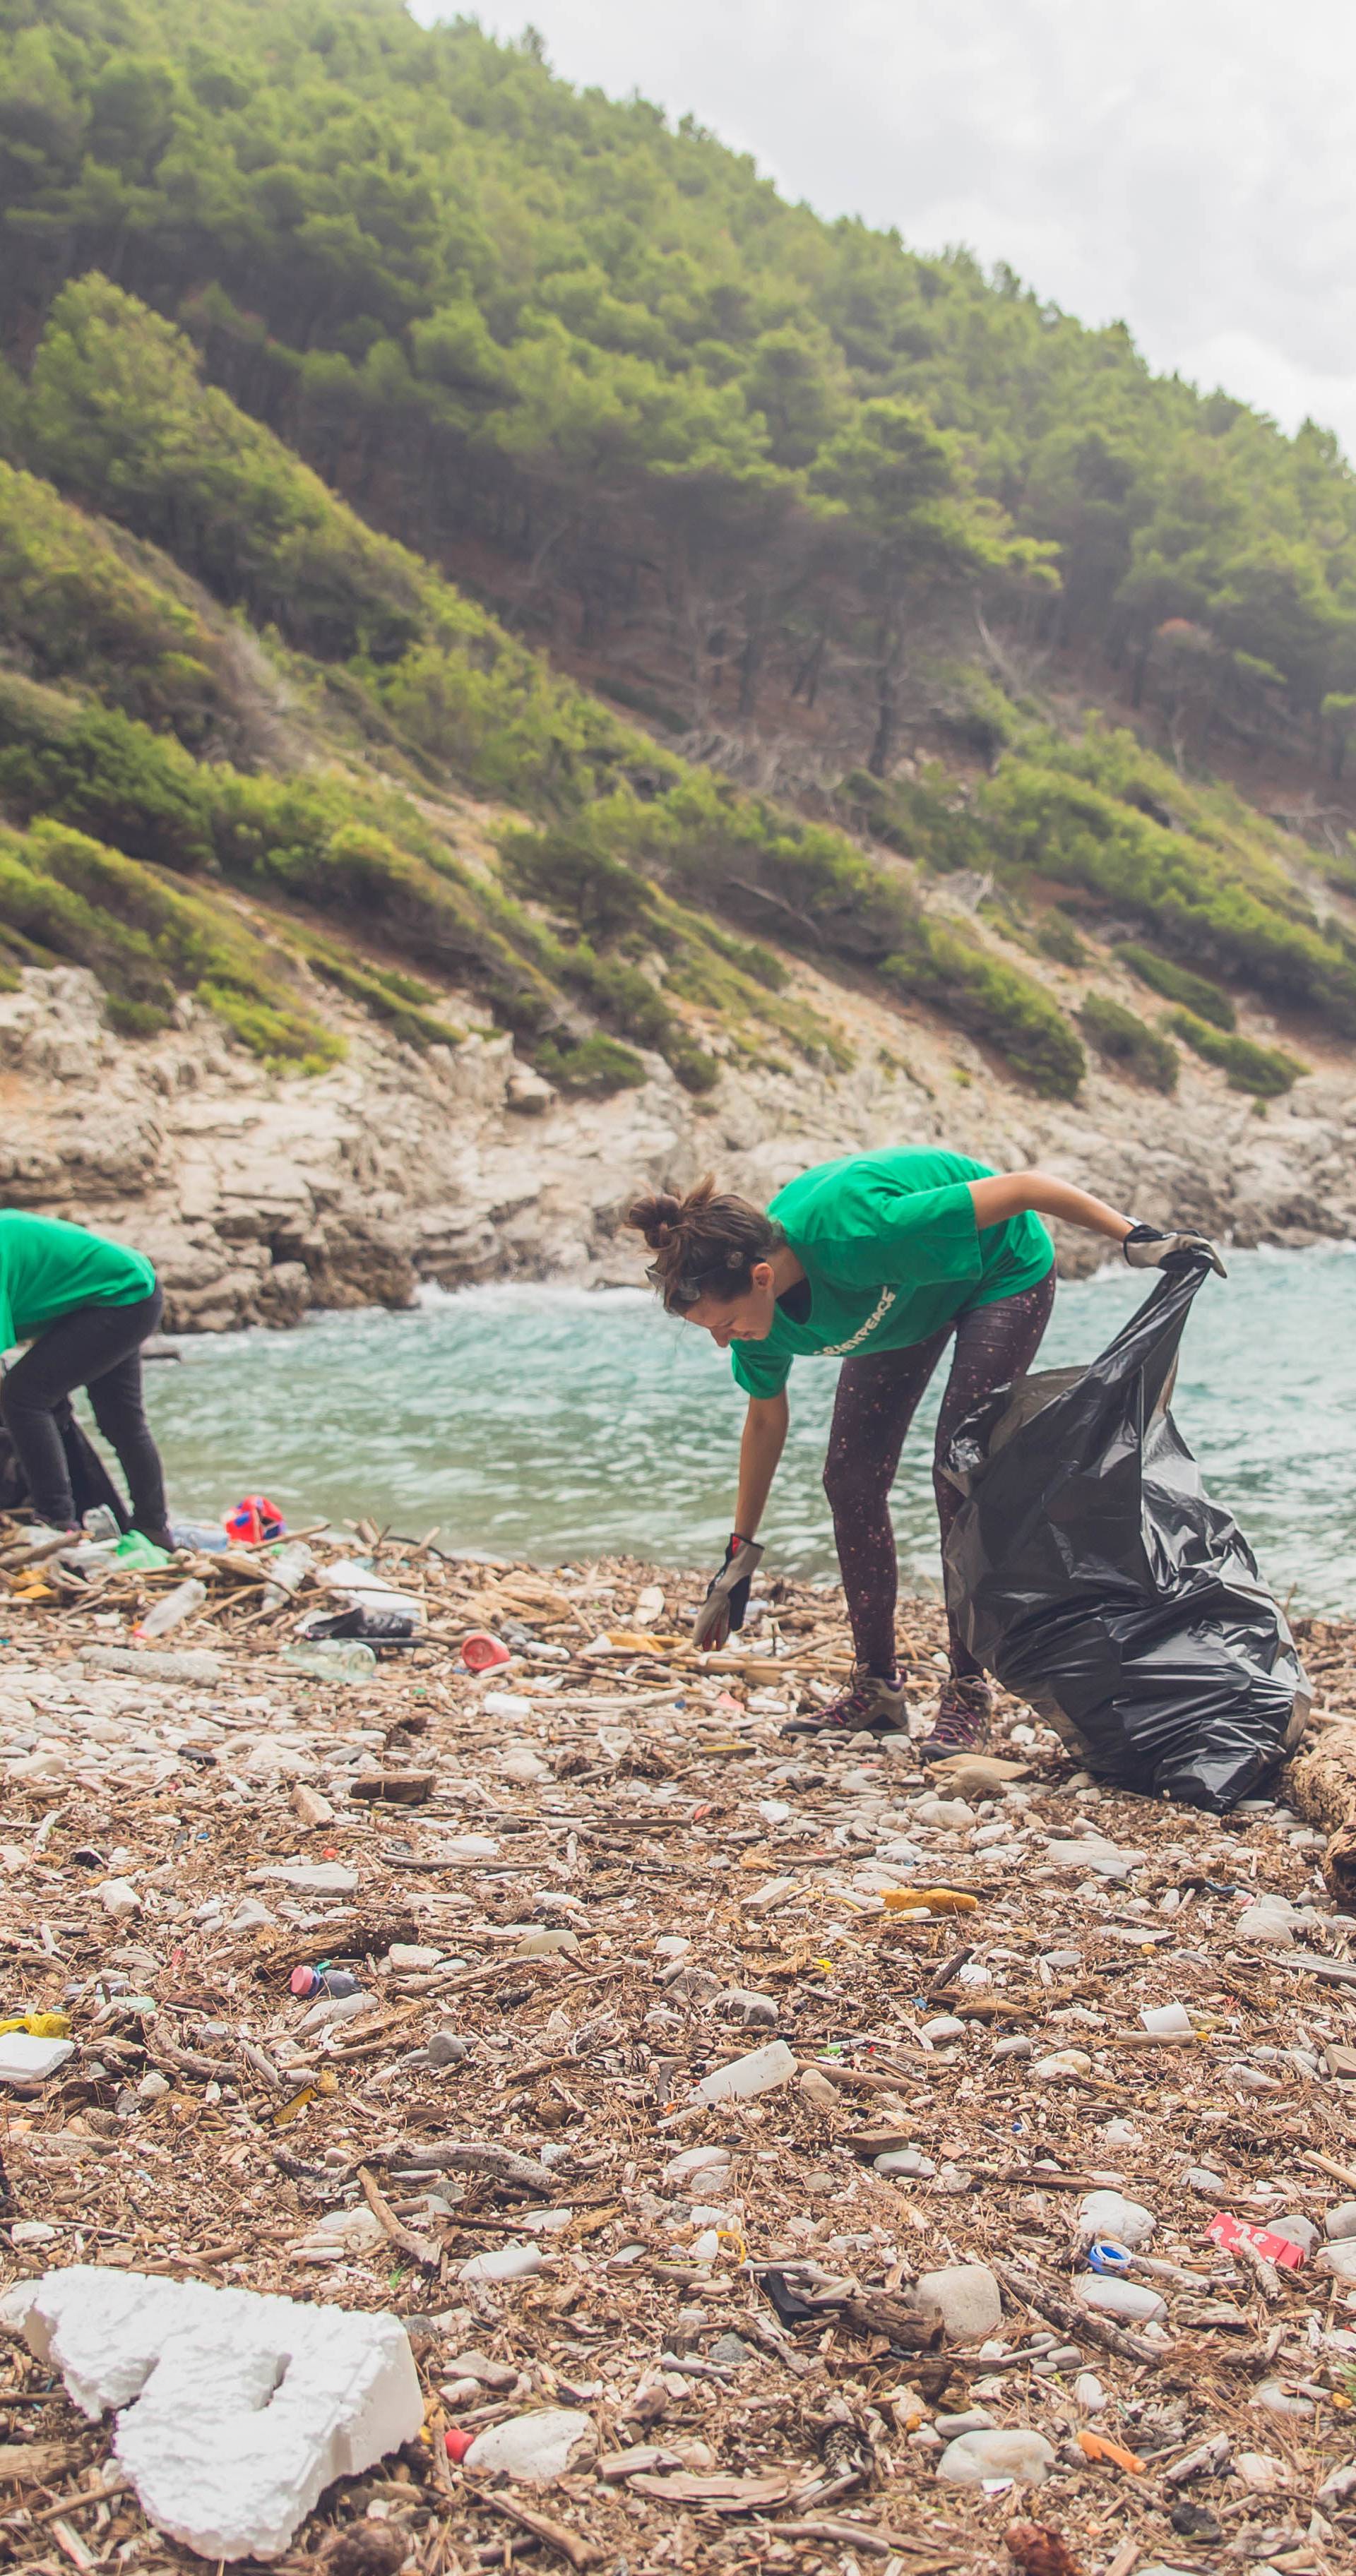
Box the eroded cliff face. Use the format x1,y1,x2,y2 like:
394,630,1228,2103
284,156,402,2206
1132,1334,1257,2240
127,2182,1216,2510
2,962,1354,1333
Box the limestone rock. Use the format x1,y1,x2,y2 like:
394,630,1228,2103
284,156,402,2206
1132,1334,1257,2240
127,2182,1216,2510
912,2262,1003,2343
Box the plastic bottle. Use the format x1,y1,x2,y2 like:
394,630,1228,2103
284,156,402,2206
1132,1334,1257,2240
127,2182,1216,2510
282,1638,378,1682
134,1577,207,1640
261,1540,315,1611
289,1964,362,2000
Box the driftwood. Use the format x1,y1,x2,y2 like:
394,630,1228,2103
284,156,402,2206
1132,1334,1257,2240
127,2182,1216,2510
391,2137,558,2196
993,2261,1162,2367
1283,1724,1356,1905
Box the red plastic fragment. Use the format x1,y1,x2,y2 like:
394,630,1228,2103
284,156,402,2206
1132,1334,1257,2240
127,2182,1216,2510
1208,2210,1307,2270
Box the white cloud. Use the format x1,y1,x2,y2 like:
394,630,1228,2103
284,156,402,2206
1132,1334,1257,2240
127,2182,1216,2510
427,0,1356,452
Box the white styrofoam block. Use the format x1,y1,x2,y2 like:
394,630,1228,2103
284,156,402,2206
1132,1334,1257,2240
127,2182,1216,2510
26,2266,423,2561
0,2034,74,2082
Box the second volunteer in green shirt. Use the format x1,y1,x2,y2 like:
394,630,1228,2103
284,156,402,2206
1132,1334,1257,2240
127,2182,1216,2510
0,1210,171,1544
629,1147,1222,1753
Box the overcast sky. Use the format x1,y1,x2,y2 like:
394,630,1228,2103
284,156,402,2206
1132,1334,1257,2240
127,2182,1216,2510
433,0,1356,460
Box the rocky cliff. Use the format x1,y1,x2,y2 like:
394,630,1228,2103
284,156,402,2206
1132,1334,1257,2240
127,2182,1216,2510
6,947,1352,1335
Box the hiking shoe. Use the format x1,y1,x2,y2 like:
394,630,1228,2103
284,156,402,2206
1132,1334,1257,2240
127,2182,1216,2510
781,1664,910,1737
919,1676,993,1762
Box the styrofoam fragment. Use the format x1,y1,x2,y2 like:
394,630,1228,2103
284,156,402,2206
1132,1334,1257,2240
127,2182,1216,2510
25,2265,422,2561
0,2034,73,2082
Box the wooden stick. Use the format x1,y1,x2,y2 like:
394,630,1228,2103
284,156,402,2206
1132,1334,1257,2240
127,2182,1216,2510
476,2493,600,2570
761,2526,958,2563
1303,2148,1356,2190
356,2166,440,2271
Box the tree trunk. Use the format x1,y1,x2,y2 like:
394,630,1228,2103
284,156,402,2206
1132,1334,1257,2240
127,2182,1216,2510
868,620,899,777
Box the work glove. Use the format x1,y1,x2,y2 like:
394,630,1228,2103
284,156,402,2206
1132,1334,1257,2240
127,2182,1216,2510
692,1534,764,1650
1123,1220,1227,1279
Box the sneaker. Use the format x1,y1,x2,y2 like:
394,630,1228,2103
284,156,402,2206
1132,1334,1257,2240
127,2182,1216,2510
781,1664,910,1737
919,1675,992,1762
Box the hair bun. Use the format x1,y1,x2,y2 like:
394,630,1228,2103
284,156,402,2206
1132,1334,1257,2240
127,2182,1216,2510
626,1188,685,1253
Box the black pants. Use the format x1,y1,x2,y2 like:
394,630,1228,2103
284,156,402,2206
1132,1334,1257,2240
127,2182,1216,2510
0,1289,168,1535
822,1269,1057,1678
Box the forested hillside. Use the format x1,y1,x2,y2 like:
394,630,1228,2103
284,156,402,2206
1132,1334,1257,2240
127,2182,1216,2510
0,0,1353,1146
5,0,1356,781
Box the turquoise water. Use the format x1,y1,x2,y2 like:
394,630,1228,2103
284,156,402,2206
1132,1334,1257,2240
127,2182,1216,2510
117,1245,1356,1611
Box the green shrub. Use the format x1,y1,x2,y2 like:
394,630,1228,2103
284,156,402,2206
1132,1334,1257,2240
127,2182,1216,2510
307,948,463,1049
535,1034,648,1094
667,1037,720,1094
1115,941,1236,1029
882,917,1085,1098
0,461,232,742
0,821,340,1066
499,823,655,943
979,749,1356,1035
839,766,988,873
1166,1009,1304,1097
1035,910,1088,966
1078,993,1178,1092
0,685,216,873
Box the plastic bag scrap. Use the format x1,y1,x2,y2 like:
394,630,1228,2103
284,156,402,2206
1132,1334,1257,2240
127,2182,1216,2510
942,1257,1309,1812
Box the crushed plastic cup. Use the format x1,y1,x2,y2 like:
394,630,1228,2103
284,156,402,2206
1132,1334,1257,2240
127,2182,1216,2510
1141,2000,1194,2034
461,1630,512,1671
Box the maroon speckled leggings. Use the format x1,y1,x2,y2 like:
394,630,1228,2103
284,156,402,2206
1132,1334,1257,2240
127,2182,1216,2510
822,1269,1057,1678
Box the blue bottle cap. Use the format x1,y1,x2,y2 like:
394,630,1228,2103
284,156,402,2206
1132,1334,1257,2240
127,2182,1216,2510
1086,2238,1133,2274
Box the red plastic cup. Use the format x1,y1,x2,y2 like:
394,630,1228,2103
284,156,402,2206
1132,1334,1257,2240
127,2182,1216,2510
460,1630,511,1672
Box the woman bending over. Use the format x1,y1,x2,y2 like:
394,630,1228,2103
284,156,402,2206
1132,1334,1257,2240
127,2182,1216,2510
0,1210,171,1548
629,1146,1219,1755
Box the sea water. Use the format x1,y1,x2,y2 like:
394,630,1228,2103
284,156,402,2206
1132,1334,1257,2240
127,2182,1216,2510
123,1244,1356,1612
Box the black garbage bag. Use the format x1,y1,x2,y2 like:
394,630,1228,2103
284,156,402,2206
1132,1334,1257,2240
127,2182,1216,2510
0,1396,130,1530
942,1256,1308,1811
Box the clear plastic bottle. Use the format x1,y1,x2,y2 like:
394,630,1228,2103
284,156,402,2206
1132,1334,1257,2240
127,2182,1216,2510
134,1577,207,1640
282,1638,378,1682
261,1539,315,1611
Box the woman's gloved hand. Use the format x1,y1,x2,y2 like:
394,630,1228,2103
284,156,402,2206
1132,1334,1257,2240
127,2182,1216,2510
1123,1220,1227,1279
691,1534,764,1650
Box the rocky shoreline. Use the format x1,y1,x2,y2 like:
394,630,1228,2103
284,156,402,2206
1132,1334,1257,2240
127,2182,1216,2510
5,963,1356,1332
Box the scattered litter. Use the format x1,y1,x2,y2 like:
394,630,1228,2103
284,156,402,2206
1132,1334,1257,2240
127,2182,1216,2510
0,1520,1352,2571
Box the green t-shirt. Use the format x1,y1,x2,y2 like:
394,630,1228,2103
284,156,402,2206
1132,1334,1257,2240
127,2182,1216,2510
730,1147,1053,1400
0,1212,156,1352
